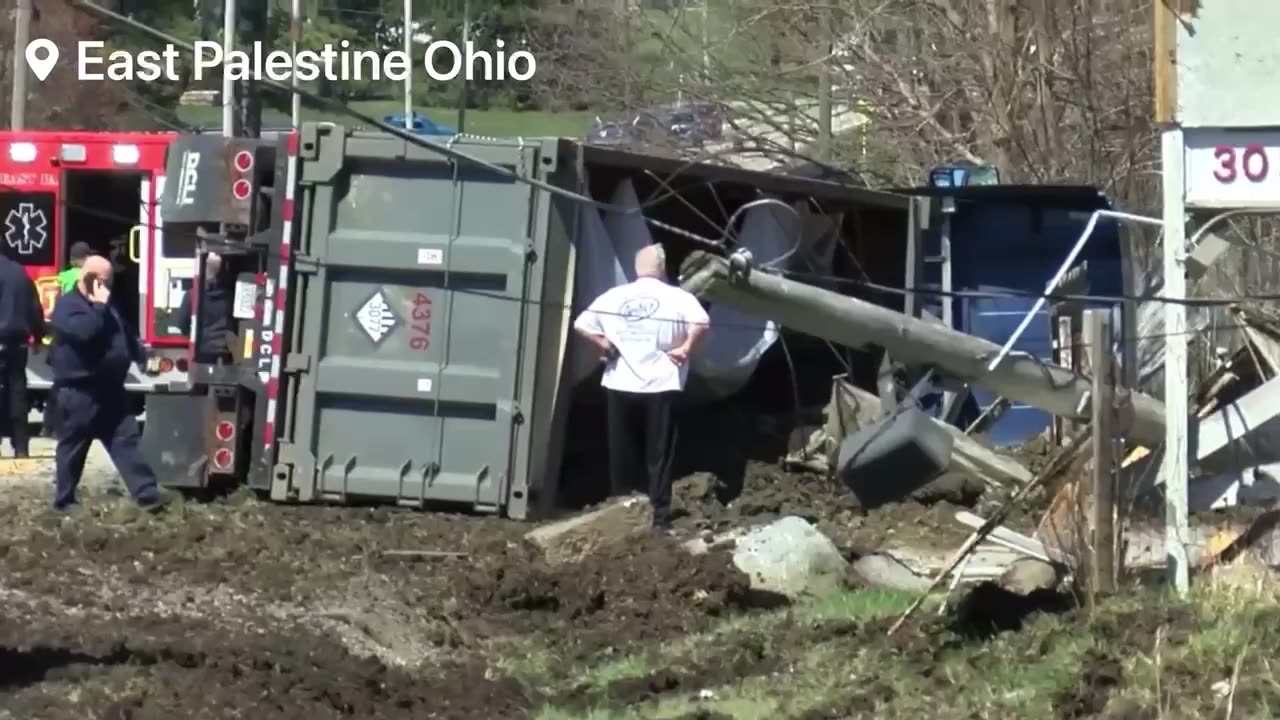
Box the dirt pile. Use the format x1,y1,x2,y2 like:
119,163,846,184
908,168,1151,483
674,462,859,530
463,533,764,659
0,614,531,720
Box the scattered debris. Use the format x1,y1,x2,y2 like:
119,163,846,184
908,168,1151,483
836,406,954,509
889,426,1089,635
999,558,1063,596
787,377,1034,492
847,552,931,593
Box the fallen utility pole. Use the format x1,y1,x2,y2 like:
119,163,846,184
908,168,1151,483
680,251,1168,447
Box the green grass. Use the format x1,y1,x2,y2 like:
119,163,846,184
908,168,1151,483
524,578,1280,720
175,101,594,138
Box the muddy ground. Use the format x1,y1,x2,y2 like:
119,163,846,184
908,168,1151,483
2,432,1271,719
0,427,1004,720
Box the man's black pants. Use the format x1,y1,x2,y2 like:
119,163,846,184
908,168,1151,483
606,389,678,527
0,346,30,456
53,384,161,510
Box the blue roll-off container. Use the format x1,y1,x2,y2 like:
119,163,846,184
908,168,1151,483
895,185,1126,447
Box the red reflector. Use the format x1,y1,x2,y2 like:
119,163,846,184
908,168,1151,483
233,150,254,172
215,420,235,442
159,357,175,372
232,178,251,200
213,448,233,470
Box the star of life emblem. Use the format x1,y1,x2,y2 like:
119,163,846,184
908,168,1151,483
354,289,399,345
4,203,48,254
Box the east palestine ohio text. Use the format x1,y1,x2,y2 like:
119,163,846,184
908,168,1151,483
77,39,536,83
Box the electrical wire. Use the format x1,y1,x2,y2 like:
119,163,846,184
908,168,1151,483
10,170,1280,318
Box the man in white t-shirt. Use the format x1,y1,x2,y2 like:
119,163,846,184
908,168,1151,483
573,244,710,530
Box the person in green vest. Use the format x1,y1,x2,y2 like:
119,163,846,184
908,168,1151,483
56,242,93,295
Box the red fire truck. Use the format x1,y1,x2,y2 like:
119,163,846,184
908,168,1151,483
0,130,195,398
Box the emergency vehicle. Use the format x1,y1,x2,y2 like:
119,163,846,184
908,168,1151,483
0,130,195,395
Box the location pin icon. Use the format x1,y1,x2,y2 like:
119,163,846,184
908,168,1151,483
25,39,59,82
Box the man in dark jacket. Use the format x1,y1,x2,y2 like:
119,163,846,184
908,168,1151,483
0,253,46,457
175,251,233,363
48,255,165,512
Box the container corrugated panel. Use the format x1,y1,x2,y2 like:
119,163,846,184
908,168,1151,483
280,127,566,515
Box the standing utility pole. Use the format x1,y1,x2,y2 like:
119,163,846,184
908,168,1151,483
290,0,302,127
816,13,832,160
403,0,413,121
457,0,470,133
222,0,238,136
1160,129,1190,596
10,0,32,131
701,0,709,79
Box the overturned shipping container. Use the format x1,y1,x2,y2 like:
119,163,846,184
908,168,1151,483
147,124,917,519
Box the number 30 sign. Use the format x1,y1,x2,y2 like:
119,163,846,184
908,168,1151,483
1185,130,1280,208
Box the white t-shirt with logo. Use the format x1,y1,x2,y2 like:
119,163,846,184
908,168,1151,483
573,276,711,394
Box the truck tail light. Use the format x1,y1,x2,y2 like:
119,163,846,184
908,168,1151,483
212,447,233,470
215,420,235,442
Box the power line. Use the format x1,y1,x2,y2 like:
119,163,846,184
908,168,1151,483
9,173,1280,313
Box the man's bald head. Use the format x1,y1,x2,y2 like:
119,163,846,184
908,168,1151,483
78,255,114,294
205,251,223,281
635,244,665,279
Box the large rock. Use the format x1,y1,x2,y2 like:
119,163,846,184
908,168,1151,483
847,552,931,592
731,516,848,599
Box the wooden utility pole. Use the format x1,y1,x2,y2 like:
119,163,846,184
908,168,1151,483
1084,309,1117,598
10,0,32,130
680,250,1170,447
1161,129,1190,596
816,14,832,161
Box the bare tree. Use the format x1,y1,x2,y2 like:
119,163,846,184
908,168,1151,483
529,0,1158,208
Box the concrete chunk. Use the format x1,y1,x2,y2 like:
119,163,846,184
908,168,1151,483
524,496,653,564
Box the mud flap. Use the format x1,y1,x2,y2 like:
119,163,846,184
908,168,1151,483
140,393,209,488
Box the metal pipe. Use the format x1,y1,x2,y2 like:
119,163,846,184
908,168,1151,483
986,209,1165,373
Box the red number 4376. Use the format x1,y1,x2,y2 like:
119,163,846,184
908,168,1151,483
410,292,432,351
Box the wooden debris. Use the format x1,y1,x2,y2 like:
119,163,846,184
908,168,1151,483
382,550,469,559
888,425,1089,636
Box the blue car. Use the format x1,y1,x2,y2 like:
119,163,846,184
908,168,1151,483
384,112,457,136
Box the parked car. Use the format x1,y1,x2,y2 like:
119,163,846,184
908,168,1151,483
667,110,705,144
586,112,670,146
587,119,627,145
688,102,725,139
384,112,457,136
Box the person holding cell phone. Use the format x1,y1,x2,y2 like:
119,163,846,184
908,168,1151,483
47,255,167,513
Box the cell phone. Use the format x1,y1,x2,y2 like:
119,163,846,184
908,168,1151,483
83,272,100,295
